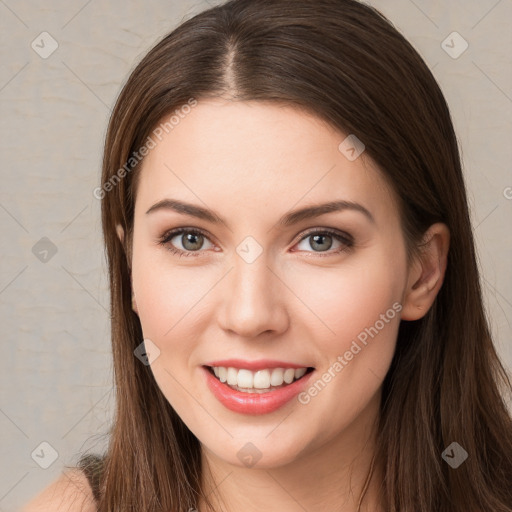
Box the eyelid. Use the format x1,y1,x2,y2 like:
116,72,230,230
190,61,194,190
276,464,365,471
294,226,353,246
160,226,212,243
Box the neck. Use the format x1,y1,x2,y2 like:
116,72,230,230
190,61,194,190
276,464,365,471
197,392,385,512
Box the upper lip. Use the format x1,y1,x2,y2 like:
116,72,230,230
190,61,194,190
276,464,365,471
203,359,313,371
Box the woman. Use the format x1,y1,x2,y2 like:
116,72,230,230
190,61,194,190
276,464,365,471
24,0,512,510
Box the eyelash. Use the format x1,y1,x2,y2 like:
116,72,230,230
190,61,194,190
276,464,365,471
157,227,354,258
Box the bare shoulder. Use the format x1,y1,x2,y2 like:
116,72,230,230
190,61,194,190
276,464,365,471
21,468,96,512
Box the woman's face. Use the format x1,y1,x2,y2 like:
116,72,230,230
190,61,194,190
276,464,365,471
129,99,410,468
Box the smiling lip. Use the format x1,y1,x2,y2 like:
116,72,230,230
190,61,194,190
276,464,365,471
203,359,309,371
202,361,314,415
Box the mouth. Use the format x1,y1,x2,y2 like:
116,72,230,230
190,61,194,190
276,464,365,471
202,362,315,415
205,365,315,394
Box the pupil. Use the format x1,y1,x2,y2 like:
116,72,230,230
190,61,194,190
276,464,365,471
183,233,202,251
311,234,332,251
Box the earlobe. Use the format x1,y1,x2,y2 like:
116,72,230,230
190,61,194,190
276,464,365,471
401,223,450,321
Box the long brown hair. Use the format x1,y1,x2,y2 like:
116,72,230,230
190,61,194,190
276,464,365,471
83,0,512,510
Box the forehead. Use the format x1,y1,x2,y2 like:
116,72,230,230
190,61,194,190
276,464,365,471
134,99,398,225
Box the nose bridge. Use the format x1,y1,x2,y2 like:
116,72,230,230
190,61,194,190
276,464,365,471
231,233,275,299
217,244,287,337
233,250,272,299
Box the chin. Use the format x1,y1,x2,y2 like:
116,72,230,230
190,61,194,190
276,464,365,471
199,427,314,470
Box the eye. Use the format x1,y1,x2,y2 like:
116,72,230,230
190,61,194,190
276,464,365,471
158,228,214,257
158,227,354,258
293,228,353,255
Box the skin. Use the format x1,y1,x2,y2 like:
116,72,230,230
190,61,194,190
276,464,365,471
119,99,450,512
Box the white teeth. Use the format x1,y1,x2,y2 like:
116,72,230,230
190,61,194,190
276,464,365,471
237,369,253,388
210,365,309,390
253,369,271,389
270,368,284,386
283,368,295,384
226,367,238,385
294,368,307,379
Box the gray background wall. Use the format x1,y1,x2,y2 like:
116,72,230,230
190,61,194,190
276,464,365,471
0,0,510,510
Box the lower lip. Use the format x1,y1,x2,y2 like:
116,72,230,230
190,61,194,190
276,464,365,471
202,366,314,415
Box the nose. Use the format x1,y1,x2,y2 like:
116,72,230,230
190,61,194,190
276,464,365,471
216,252,289,339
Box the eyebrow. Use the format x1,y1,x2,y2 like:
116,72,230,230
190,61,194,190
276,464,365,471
145,198,375,227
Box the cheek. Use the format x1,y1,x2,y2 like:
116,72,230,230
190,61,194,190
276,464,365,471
131,246,206,341
289,242,405,411
292,243,405,431
289,243,405,349
130,252,211,424
130,246,220,411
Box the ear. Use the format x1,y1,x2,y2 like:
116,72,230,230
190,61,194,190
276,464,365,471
116,223,138,315
401,223,450,321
